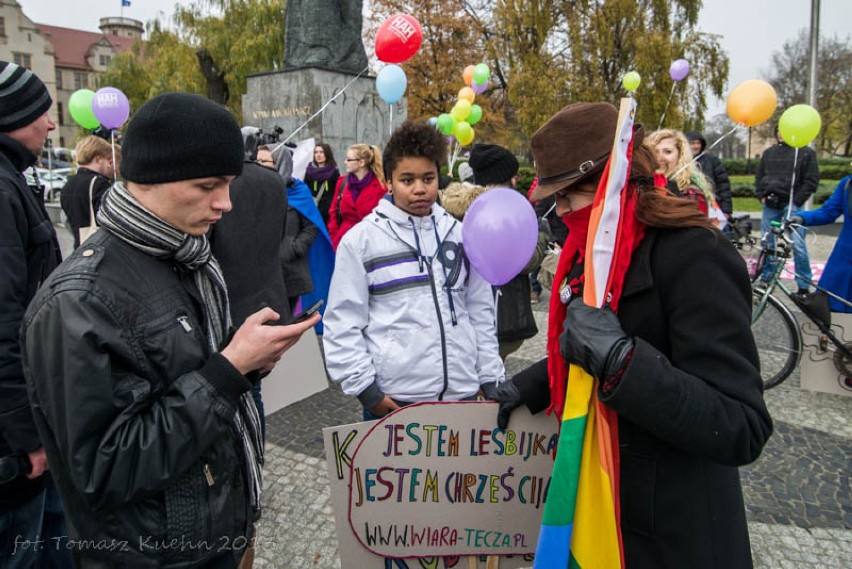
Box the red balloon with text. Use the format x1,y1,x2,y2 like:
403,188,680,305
375,14,422,64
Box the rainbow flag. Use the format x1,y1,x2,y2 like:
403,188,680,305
534,98,637,569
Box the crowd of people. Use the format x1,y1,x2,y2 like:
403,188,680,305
1,59,847,569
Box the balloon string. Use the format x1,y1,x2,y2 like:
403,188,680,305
493,287,502,327
274,65,370,150
657,83,677,130
389,104,393,137
110,130,117,183
785,147,798,219
671,124,740,179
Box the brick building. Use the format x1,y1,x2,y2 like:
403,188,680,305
0,0,142,149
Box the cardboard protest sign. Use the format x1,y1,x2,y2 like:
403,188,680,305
323,401,559,568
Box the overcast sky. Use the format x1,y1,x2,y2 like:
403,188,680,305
19,0,850,119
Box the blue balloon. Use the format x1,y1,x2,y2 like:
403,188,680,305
376,64,407,104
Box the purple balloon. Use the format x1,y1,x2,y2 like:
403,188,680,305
92,87,130,130
462,187,538,286
471,79,489,94
669,59,690,81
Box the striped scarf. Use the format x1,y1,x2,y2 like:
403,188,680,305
98,182,264,508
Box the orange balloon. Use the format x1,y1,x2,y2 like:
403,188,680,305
458,87,475,104
726,79,778,127
463,65,475,86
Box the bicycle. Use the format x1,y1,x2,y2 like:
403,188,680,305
749,219,852,390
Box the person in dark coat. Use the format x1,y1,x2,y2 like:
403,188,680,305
60,135,120,248
22,93,318,569
490,102,772,568
466,143,548,360
685,130,733,218
303,142,340,227
210,143,291,437
755,128,820,295
0,60,73,568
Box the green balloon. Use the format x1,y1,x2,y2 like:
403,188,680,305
437,113,456,136
778,104,821,148
468,104,483,126
472,63,490,85
68,89,100,130
622,71,641,92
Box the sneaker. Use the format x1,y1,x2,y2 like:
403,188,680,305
530,291,540,304
795,288,810,300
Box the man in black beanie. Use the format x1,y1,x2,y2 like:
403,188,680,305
22,92,319,568
0,61,74,569
468,143,548,360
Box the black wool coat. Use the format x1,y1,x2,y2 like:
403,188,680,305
0,134,61,511
209,161,290,324
515,226,772,569
60,167,111,249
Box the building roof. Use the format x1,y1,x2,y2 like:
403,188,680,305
36,24,136,70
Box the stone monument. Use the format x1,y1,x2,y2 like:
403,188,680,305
242,0,406,162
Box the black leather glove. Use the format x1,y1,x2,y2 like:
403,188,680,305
559,301,634,380
489,380,523,431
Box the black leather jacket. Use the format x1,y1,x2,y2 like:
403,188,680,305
22,229,255,568
0,134,61,511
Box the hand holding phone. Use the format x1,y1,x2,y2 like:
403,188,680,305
288,299,324,324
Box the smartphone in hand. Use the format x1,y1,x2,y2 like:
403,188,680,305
287,299,324,325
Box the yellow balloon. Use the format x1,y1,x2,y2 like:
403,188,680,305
455,122,475,146
458,87,475,104
726,79,777,127
778,104,821,148
451,99,472,121
622,71,641,92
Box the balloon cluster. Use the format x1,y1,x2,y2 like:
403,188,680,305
375,14,423,105
68,87,131,131
433,63,490,147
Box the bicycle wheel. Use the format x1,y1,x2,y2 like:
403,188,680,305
751,290,802,389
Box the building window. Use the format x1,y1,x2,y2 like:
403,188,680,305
99,54,111,67
57,102,64,126
55,69,63,89
73,72,87,90
59,137,65,147
13,53,32,69
0,17,6,36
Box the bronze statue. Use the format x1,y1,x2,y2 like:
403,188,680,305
284,0,369,75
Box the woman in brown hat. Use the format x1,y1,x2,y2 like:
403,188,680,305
490,102,772,568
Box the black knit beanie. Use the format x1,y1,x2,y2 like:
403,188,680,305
469,143,519,187
0,61,52,132
120,93,243,184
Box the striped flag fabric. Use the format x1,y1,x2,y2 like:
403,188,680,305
534,98,638,569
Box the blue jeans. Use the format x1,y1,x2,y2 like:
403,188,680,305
761,203,812,290
0,475,73,568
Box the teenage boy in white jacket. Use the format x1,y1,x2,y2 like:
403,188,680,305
323,122,504,420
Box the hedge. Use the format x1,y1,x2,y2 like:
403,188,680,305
722,157,851,178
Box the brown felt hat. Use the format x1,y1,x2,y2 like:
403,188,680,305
530,102,625,201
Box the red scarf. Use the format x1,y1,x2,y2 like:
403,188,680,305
545,179,651,417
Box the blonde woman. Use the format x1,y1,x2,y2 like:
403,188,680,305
327,143,386,249
648,129,714,216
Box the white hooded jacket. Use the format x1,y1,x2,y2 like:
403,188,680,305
323,197,504,407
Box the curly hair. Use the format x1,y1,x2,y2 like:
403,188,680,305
647,129,714,206
382,121,447,182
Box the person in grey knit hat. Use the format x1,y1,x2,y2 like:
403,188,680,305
21,92,319,568
0,61,74,569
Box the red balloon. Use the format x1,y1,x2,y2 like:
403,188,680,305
375,14,422,64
